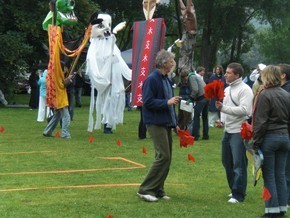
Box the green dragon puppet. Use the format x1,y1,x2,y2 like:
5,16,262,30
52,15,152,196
42,0,78,31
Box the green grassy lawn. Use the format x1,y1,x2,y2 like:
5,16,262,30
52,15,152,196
0,94,285,218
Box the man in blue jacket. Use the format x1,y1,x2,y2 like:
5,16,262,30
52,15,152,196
137,49,180,202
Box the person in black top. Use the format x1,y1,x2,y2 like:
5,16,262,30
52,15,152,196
28,69,39,109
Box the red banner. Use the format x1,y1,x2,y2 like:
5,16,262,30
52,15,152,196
131,18,165,106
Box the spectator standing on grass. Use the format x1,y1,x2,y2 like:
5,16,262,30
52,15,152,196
75,70,84,108
123,77,132,111
250,63,267,96
177,68,191,130
188,66,209,140
208,65,227,127
28,69,39,110
37,69,49,122
215,63,253,203
43,63,73,139
279,63,290,208
66,74,75,121
137,49,180,202
0,90,8,106
252,65,290,217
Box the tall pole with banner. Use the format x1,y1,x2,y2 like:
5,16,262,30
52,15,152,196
131,0,165,107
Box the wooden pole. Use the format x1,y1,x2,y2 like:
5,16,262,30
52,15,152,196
147,0,151,20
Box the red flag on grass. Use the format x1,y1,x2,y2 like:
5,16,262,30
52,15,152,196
240,122,253,140
55,131,60,138
177,130,194,148
0,126,5,133
142,147,147,154
89,135,94,143
188,154,195,162
106,214,113,218
116,139,121,146
262,187,271,201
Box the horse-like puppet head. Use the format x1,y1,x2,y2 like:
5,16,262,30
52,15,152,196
90,13,112,39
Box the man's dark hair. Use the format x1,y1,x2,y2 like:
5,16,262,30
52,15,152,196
196,66,205,74
278,64,290,81
227,63,244,78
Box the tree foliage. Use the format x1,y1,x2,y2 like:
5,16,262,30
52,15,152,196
0,0,99,99
0,0,289,99
256,16,290,64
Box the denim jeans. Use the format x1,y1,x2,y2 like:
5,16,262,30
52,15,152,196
191,98,209,139
261,133,289,213
67,90,74,121
286,147,290,205
222,132,247,202
75,87,82,106
43,107,71,138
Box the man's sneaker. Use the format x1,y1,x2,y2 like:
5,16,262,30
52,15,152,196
228,193,232,198
137,193,158,202
161,195,171,200
228,198,239,203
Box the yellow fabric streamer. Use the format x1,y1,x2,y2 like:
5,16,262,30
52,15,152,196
46,25,91,109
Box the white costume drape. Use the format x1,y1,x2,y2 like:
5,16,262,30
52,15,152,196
86,35,132,132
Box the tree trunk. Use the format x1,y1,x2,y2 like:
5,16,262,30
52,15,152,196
230,36,236,62
236,27,243,62
200,28,211,71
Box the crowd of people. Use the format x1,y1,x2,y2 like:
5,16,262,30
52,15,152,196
135,50,290,218
8,48,289,217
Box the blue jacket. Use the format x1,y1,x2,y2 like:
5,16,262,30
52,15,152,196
38,69,47,97
142,69,177,127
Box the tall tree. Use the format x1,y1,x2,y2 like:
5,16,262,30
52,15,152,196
256,15,290,64
193,0,289,70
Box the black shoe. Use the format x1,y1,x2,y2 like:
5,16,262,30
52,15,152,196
202,136,209,140
104,124,113,134
278,212,285,217
104,130,113,134
43,133,53,137
261,213,283,218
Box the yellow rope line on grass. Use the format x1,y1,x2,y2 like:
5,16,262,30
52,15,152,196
0,157,145,175
0,183,188,193
0,151,55,155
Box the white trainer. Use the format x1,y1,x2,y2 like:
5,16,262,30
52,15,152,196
228,193,232,198
228,198,239,203
137,193,158,202
161,195,171,200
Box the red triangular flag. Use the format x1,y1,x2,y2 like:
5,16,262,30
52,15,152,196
0,126,5,133
188,154,195,162
106,214,113,218
89,135,94,143
116,139,121,146
55,131,61,138
142,147,147,154
262,187,271,201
